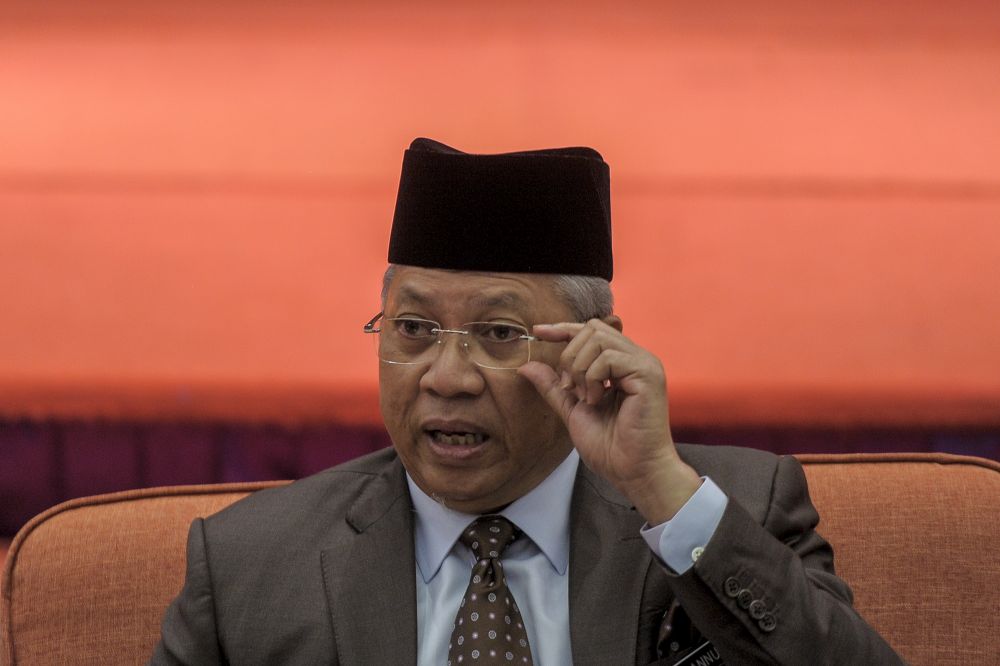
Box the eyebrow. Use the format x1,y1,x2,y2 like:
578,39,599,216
469,292,527,309
395,285,434,306
394,287,528,311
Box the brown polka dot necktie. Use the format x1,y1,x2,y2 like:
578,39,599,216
448,516,534,665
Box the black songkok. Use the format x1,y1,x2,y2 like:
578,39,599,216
388,137,613,281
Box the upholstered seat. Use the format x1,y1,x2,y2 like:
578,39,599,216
2,453,998,665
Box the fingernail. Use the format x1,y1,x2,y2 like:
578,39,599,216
560,371,572,389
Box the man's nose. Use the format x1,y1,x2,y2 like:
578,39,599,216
418,333,486,397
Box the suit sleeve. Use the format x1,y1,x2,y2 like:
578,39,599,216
663,454,906,665
148,518,225,666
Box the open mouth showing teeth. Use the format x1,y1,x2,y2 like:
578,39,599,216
429,430,487,446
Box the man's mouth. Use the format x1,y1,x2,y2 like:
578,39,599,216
427,430,488,446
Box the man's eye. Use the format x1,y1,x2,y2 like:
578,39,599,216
396,319,434,337
480,324,522,342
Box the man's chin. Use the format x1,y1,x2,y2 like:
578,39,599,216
423,478,510,514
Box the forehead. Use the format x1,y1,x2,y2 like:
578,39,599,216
386,266,568,318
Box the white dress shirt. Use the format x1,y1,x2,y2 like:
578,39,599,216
408,450,728,665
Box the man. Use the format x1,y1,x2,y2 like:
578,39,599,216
151,139,903,665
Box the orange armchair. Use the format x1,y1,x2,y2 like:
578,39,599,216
2,453,998,665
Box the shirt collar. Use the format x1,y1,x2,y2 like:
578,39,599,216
408,449,579,583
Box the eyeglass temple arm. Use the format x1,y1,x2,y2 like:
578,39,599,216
363,312,384,333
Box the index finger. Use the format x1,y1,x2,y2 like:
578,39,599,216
531,322,585,342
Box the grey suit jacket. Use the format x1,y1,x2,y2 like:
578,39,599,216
151,444,903,665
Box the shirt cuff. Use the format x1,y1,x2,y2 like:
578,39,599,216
639,477,728,574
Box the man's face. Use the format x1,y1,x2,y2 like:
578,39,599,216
379,265,576,514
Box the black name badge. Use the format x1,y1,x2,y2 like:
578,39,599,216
671,640,724,666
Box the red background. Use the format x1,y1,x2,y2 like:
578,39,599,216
2,1,999,542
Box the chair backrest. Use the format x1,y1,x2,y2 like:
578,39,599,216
1,481,288,665
2,453,998,665
797,453,1000,665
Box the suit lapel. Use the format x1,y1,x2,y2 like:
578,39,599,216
568,464,654,666
320,458,418,666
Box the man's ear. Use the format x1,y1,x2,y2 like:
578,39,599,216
602,314,623,333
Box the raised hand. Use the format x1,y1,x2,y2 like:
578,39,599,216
518,319,702,524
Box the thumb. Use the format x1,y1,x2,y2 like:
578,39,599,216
518,361,577,423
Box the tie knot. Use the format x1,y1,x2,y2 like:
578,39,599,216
459,515,519,561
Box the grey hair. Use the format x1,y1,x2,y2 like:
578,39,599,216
380,265,613,322
549,274,614,321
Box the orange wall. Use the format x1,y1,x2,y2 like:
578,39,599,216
2,1,999,426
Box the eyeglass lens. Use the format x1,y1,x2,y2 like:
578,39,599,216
376,318,531,369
